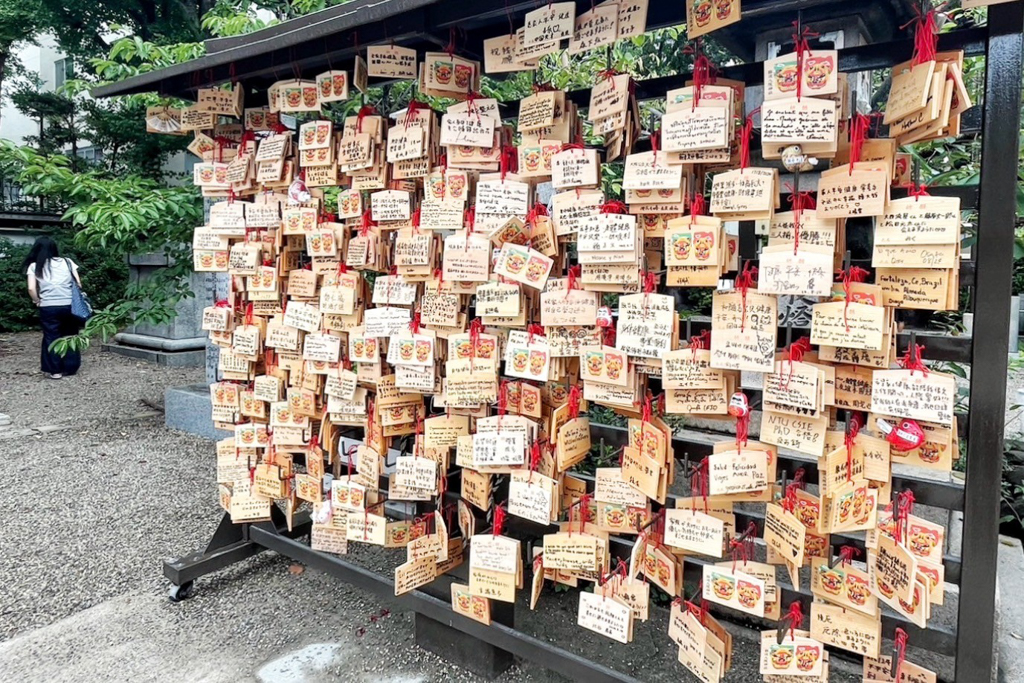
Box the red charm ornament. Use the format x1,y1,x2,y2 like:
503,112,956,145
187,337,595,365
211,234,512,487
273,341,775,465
875,418,925,451
288,175,311,203
727,392,750,418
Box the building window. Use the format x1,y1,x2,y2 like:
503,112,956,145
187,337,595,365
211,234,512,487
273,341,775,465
76,146,103,163
54,58,74,89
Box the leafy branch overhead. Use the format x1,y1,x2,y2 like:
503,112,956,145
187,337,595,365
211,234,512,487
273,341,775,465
0,140,203,353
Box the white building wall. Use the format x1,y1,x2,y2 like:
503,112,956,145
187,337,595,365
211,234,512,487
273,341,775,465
0,32,190,180
0,34,65,146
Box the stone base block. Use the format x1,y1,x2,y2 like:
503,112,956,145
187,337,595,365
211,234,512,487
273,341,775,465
102,343,205,368
165,384,230,440
413,613,513,679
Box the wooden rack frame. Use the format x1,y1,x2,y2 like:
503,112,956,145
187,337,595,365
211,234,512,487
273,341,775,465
101,1,1024,680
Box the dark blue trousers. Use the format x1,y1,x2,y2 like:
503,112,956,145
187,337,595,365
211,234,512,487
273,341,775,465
39,305,81,375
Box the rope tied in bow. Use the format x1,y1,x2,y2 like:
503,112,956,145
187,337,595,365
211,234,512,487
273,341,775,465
891,489,916,545
468,317,483,353
526,323,545,347
848,112,872,175
404,99,427,128
905,180,931,201
497,379,510,425
526,202,549,229
602,325,616,348
600,200,629,215
838,545,862,568
565,265,582,299
786,189,817,254
791,22,820,102
689,191,707,225
561,130,587,153
528,438,544,480
845,412,864,477
908,4,939,67
567,384,582,421
734,262,758,333
684,582,711,626
782,480,802,514
213,135,234,163
359,209,376,237
641,270,658,295
900,342,929,377
569,493,591,536
729,522,757,572
782,601,804,642
838,266,870,332
738,108,760,172
499,144,517,182
781,336,812,392
684,40,716,111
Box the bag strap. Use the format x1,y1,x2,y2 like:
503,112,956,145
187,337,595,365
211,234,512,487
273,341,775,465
63,257,83,289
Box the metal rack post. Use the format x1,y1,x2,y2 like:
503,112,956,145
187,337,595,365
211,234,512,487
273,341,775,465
956,2,1024,680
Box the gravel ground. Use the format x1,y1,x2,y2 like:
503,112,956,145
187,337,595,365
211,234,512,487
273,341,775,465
0,332,201,430
0,332,212,640
0,331,862,682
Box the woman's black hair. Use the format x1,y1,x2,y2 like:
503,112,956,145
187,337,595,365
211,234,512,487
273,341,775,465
22,236,60,278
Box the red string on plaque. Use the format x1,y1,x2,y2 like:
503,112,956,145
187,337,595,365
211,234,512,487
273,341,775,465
735,262,758,333
781,336,812,392
837,265,870,332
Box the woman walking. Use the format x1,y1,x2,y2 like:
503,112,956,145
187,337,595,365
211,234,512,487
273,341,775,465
23,237,82,378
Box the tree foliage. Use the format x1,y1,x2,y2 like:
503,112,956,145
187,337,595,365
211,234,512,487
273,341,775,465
1,0,1017,350
0,1,350,347
0,141,203,352
201,1,278,37
0,0,43,117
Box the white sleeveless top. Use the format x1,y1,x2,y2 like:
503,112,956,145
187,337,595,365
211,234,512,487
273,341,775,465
27,257,78,306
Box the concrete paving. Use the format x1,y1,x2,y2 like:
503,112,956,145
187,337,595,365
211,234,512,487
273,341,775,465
2,330,840,682
999,537,1024,683
0,576,492,683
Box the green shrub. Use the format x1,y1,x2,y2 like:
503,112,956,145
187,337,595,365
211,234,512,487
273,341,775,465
0,239,35,331
0,232,129,332
1002,434,1024,540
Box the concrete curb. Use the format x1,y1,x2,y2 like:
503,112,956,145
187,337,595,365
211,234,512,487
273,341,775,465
999,536,1024,682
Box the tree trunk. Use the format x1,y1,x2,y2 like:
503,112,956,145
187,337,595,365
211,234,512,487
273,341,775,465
0,49,9,128
70,109,78,170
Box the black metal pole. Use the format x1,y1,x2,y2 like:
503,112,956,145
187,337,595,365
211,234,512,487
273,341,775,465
956,4,1024,681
